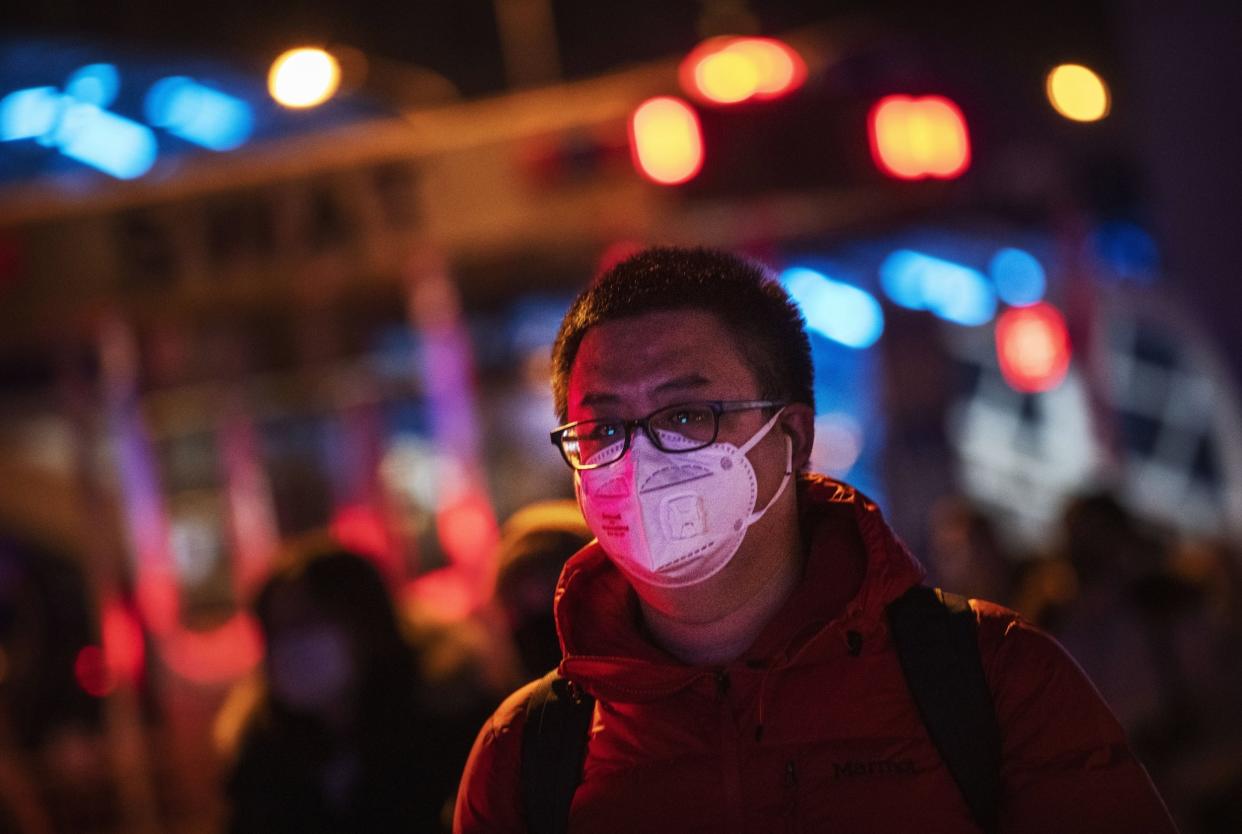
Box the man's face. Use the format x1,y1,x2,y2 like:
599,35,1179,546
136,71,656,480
565,308,793,530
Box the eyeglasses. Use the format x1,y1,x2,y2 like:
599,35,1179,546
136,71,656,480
550,400,785,471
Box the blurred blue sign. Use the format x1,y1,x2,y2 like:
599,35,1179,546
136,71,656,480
988,247,1046,307
879,249,997,326
0,39,387,184
781,266,884,348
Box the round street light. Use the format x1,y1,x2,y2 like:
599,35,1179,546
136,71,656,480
268,47,342,109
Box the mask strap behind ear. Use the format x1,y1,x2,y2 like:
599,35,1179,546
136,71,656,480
748,434,793,525
739,406,786,456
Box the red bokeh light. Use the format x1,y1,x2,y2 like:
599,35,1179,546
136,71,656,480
436,492,499,573
159,614,265,686
331,503,399,579
595,240,645,280
135,574,180,636
995,303,1072,393
74,646,114,698
102,599,145,685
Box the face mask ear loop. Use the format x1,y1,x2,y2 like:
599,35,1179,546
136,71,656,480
738,407,786,456
747,433,794,525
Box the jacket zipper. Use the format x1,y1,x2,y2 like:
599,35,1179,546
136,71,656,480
786,759,800,834
716,669,744,834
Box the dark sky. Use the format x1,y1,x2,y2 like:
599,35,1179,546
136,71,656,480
6,0,1114,97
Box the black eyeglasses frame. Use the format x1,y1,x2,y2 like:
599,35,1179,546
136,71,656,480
549,399,786,471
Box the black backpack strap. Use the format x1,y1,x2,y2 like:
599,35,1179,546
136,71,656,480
887,585,1002,834
520,669,595,834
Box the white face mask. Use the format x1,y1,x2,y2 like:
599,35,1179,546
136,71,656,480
575,408,792,588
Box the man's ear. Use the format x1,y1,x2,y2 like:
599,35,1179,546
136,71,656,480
780,403,816,471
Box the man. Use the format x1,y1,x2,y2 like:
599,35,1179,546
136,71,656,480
454,247,1177,833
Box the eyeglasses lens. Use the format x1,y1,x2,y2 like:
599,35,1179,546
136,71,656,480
648,404,717,450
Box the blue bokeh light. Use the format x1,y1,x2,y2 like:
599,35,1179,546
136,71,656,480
1092,221,1158,283
878,250,929,310
145,76,253,151
64,63,120,108
0,86,61,141
781,267,885,349
0,39,396,186
988,247,1046,306
52,102,157,179
879,249,996,326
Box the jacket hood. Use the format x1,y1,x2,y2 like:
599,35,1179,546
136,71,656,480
555,474,926,702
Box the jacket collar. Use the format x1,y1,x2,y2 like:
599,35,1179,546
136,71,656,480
555,474,926,701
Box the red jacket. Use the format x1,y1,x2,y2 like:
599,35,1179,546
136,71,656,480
455,476,1177,833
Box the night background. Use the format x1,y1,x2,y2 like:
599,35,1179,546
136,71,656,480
1,1,1240,832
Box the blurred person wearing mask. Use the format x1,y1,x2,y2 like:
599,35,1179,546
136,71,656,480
494,500,593,681
218,542,451,833
454,247,1177,833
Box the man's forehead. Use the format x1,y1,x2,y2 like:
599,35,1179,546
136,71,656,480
565,309,757,411
572,372,713,410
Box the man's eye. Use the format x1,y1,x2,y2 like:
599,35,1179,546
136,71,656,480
585,423,620,440
670,409,706,425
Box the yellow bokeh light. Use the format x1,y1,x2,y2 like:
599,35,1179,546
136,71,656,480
694,50,761,104
629,97,704,185
869,96,970,179
1046,63,1110,122
723,38,799,96
268,47,341,109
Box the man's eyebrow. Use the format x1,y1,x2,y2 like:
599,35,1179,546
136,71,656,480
574,374,712,411
653,373,711,394
576,391,621,409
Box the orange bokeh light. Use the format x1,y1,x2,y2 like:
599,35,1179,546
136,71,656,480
868,95,971,180
403,569,478,622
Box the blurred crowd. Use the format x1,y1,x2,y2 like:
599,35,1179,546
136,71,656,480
0,499,592,834
927,491,1242,833
0,488,1239,833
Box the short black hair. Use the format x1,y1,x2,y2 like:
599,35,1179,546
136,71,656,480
551,246,814,420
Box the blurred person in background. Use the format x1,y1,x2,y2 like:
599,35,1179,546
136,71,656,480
1048,493,1191,745
216,540,457,833
493,500,593,682
926,495,1016,607
1045,492,1242,833
1166,537,1242,833
0,534,106,834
